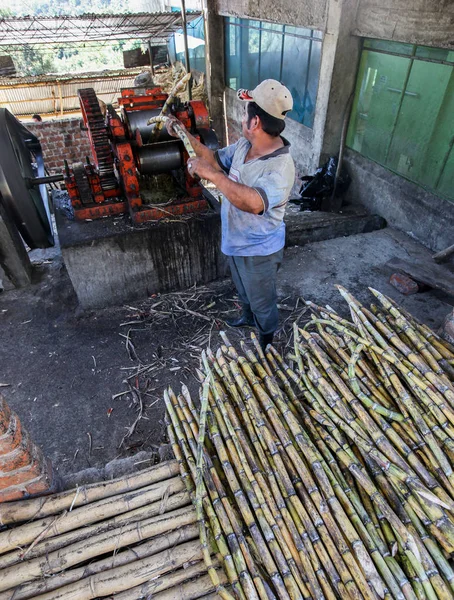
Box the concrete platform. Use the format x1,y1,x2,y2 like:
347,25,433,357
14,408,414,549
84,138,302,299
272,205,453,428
56,210,227,309
56,204,386,309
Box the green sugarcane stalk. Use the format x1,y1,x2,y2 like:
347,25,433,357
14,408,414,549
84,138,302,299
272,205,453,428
148,72,191,141
147,115,196,158
164,389,239,600
224,352,365,600
204,375,314,600
233,357,379,600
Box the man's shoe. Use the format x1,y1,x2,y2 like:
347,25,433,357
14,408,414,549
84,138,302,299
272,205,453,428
225,314,255,328
259,332,274,351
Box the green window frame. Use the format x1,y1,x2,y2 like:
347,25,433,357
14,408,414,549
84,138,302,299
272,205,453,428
224,17,322,128
347,39,454,202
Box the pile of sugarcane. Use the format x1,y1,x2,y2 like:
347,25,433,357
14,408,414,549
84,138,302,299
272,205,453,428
165,285,454,600
0,460,223,600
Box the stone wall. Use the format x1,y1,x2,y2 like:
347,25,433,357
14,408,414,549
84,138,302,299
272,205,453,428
215,0,328,30
345,149,454,252
353,0,454,49
27,118,92,175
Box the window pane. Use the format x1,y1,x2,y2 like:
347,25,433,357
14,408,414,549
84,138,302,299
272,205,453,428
224,17,322,128
281,35,310,123
363,39,415,55
347,50,411,164
225,22,240,89
304,39,322,127
285,25,310,37
387,61,454,188
415,46,454,63
259,27,283,81
243,26,260,89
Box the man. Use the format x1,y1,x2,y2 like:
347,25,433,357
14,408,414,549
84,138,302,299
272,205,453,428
167,79,295,350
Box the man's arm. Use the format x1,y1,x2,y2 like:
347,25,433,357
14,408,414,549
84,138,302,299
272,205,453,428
187,159,264,214
211,171,264,214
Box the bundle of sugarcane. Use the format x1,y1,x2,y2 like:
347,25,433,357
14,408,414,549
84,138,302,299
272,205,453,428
0,460,224,600
165,285,454,600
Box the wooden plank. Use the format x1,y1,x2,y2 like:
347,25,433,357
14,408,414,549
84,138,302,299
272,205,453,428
386,256,454,297
433,243,454,264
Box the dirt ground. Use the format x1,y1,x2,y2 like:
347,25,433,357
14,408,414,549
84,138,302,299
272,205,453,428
1,226,453,478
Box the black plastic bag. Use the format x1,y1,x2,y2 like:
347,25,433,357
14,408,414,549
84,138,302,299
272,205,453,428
290,157,351,212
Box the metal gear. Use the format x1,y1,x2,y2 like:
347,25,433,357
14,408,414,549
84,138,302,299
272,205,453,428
72,162,93,205
78,88,117,192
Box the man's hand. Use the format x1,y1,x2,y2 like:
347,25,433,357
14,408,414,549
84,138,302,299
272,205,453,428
165,115,187,138
187,157,222,181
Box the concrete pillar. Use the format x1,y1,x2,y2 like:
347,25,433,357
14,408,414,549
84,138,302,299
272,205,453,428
0,394,56,503
0,201,32,288
319,0,362,161
202,0,227,146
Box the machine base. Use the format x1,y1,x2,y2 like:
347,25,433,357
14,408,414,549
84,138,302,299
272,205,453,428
56,208,228,310
131,198,209,223
74,201,128,221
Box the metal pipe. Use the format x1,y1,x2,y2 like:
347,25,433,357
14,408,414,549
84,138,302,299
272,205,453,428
26,174,65,186
180,0,192,100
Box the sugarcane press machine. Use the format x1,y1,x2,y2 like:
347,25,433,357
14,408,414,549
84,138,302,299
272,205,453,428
64,86,218,223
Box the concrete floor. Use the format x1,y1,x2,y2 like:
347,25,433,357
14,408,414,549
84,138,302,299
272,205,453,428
0,226,453,478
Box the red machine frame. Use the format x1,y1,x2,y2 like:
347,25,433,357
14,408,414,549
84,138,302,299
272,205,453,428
65,86,214,223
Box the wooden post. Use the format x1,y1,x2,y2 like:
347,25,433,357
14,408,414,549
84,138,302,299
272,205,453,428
180,0,192,100
201,0,226,145
58,82,63,117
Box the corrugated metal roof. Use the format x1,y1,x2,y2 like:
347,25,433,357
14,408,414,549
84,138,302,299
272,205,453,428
0,12,201,46
0,67,145,117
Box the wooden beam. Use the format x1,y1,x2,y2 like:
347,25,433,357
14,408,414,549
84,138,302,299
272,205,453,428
386,256,454,297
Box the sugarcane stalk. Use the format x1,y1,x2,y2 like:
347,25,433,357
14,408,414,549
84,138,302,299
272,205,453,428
0,476,186,556
229,357,375,600
165,390,248,600
0,524,200,600
0,460,179,526
195,380,236,600
147,115,196,158
202,356,322,600
112,557,218,600
0,505,197,593
148,72,191,141
31,539,205,600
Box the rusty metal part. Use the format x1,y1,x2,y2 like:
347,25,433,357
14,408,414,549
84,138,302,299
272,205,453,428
132,198,209,223
78,88,117,192
68,87,218,223
72,162,93,205
127,108,173,144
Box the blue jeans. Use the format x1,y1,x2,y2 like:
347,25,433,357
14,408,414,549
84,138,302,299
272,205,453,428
228,248,284,336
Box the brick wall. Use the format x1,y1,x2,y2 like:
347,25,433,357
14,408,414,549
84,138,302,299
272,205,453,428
0,394,55,502
27,118,92,175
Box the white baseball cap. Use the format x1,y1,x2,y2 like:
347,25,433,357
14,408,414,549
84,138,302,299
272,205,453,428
237,79,293,120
